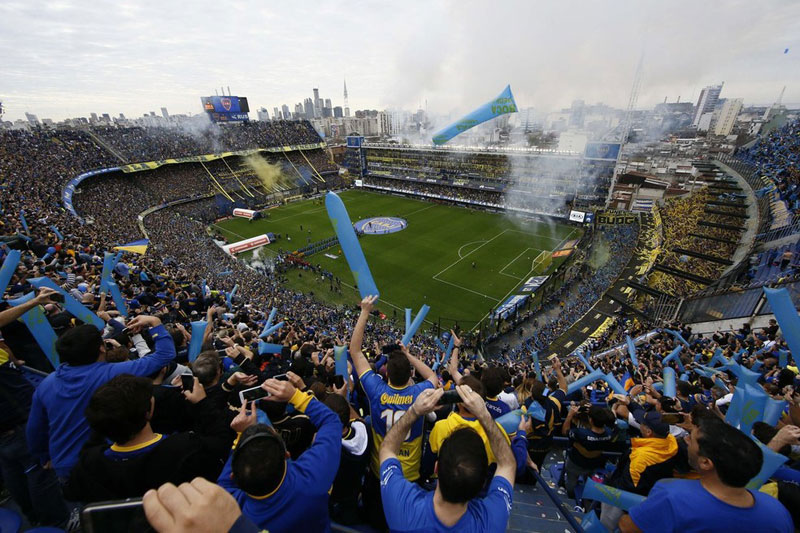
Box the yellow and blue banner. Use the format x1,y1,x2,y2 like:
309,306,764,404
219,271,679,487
114,239,149,255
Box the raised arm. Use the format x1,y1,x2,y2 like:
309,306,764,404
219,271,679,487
203,305,217,345
379,387,443,464
448,337,464,383
400,343,438,387
0,287,58,328
349,295,377,378
562,404,579,436
457,384,516,486
551,357,567,393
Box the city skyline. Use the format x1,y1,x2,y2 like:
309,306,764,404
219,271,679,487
1,0,799,122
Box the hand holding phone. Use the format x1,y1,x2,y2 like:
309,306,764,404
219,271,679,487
437,390,462,405
81,498,153,533
179,373,193,392
239,384,270,406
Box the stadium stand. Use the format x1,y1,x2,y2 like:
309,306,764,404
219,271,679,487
0,120,798,533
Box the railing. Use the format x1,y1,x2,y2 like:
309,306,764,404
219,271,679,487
531,467,586,532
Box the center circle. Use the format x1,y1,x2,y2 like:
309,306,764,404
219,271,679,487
354,217,408,235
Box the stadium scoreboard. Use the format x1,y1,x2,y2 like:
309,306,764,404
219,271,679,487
201,96,250,122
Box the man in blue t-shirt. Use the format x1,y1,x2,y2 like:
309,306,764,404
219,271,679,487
619,414,793,533
350,295,438,529
379,384,515,533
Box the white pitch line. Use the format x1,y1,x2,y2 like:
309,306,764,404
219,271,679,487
432,229,510,279
457,240,487,259
499,247,535,276
211,224,247,240
402,204,436,217
431,277,502,302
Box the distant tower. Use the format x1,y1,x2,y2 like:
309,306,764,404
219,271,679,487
343,78,350,117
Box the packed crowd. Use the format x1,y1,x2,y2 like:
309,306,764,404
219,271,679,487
2,122,798,533
737,118,800,218
648,189,742,298
92,120,322,163
364,175,505,206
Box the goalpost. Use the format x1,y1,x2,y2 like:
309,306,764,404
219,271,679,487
531,250,552,274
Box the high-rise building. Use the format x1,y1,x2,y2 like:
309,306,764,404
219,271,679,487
282,104,291,120
569,100,585,128
692,83,723,126
334,106,343,118
294,103,304,117
343,79,350,117
712,98,743,136
161,107,169,120
273,107,281,120
313,88,321,118
24,112,39,126
324,98,332,111
257,107,270,121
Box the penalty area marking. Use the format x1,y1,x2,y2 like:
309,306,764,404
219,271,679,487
469,228,579,332
498,247,544,280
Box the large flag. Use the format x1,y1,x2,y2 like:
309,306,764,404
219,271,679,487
114,239,149,255
622,371,635,392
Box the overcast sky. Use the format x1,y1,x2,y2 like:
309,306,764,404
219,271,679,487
1,0,799,122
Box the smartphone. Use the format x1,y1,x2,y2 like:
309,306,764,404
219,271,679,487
81,498,154,533
382,343,401,354
437,390,463,405
273,373,289,381
180,373,194,392
239,385,270,405
333,374,345,388
50,293,65,303
661,413,686,425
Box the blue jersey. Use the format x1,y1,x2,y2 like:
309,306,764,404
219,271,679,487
359,369,433,480
380,457,512,533
629,479,793,533
485,397,511,419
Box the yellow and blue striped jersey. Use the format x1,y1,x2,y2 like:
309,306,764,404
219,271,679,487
359,369,433,481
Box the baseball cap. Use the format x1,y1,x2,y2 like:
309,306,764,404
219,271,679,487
632,409,670,437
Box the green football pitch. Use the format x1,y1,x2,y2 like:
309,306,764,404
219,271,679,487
213,189,580,330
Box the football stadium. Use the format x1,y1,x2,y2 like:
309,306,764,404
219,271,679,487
1,2,800,532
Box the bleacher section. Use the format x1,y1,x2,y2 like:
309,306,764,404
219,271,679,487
348,143,617,218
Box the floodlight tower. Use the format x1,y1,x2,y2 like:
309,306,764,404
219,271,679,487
621,53,644,144
605,53,644,208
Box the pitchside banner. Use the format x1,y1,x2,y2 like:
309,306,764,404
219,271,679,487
222,234,270,255
521,276,549,293
232,208,256,219
493,294,528,319
432,85,518,145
